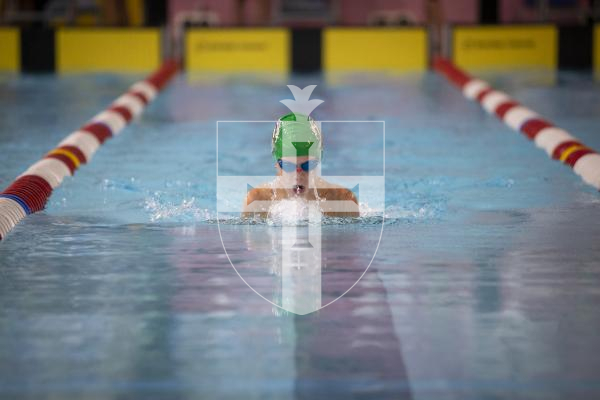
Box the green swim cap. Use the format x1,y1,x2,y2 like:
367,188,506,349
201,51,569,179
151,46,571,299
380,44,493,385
272,113,323,160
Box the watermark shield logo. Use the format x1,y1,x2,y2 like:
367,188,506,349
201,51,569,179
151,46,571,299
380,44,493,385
216,86,385,315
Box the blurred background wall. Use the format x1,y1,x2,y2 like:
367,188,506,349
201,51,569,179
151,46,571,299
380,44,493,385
168,0,478,26
0,0,598,73
1,0,597,27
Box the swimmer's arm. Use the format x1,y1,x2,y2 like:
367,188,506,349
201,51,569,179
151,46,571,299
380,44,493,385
241,188,271,219
321,188,360,218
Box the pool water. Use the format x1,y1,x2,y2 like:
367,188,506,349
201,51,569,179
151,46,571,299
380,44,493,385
1,70,600,399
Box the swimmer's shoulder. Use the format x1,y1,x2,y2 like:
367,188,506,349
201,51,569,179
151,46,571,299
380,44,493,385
245,181,292,203
325,187,358,204
246,186,272,203
315,179,359,217
243,183,278,213
242,186,272,219
317,178,358,204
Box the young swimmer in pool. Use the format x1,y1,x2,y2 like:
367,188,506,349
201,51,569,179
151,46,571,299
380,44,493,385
242,113,359,219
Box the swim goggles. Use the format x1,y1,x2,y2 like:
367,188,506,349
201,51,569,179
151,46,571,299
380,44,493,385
277,159,320,173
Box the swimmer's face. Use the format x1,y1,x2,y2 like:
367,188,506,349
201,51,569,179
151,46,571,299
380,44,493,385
275,156,319,196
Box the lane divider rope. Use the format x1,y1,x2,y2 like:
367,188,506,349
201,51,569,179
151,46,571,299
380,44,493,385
0,59,179,241
433,57,600,191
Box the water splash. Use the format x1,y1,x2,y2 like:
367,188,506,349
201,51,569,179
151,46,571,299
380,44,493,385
266,198,323,226
142,191,442,226
144,195,216,222
143,173,447,225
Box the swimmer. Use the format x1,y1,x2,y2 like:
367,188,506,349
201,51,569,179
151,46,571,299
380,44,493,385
242,113,359,219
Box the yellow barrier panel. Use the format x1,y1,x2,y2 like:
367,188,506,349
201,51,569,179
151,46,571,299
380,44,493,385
324,28,427,72
0,28,20,72
594,24,600,81
186,29,290,73
57,28,160,73
453,25,557,70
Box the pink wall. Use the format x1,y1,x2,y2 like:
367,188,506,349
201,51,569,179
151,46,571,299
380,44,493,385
170,0,277,26
500,0,589,23
170,0,237,27
169,0,591,28
439,0,479,24
169,0,479,27
337,0,478,25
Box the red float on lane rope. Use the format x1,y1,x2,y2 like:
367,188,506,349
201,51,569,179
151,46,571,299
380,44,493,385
552,140,583,160
108,105,134,123
521,119,553,140
59,145,87,164
81,122,113,143
495,101,519,119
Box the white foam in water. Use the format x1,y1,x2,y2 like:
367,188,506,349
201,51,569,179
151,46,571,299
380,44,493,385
144,196,216,222
266,198,323,226
142,191,431,226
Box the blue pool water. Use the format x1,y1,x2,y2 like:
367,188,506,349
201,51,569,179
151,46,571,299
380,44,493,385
1,70,600,399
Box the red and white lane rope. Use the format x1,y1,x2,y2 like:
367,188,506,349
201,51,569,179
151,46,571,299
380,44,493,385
433,57,600,191
0,59,179,241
